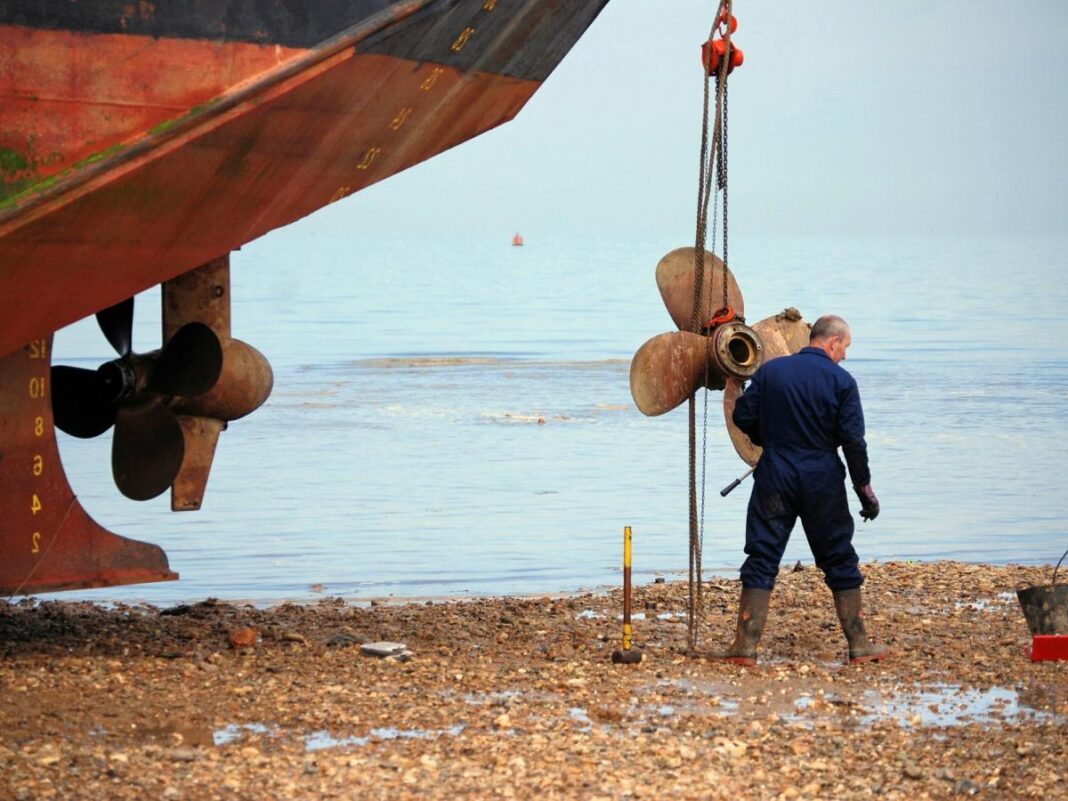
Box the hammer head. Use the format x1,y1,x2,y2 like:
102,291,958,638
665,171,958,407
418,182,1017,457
611,648,643,665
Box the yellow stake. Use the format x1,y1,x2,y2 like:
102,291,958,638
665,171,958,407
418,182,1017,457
611,526,641,663
622,525,632,651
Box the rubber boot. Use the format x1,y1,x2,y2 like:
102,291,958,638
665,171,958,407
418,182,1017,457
707,587,771,666
833,588,889,663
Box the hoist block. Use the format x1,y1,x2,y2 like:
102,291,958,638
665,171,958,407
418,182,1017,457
702,38,744,76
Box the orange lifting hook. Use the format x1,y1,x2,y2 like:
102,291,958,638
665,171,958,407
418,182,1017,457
705,305,737,329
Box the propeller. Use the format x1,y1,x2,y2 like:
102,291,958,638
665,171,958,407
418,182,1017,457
51,298,223,501
629,247,810,464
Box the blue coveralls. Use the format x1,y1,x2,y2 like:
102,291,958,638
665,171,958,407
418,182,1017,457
731,347,871,591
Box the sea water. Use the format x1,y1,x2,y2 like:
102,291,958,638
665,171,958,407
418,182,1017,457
44,232,1068,604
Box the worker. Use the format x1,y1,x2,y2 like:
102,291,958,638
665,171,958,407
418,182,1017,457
709,314,888,664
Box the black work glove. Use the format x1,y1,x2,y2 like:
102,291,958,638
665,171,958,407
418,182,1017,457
853,484,880,522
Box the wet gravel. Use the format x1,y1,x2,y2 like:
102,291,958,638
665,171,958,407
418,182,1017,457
1,561,1066,800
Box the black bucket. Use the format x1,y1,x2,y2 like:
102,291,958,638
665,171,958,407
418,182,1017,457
1016,547,1068,636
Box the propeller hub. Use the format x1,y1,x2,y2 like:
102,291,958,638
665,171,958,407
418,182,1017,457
97,359,138,402
711,321,763,381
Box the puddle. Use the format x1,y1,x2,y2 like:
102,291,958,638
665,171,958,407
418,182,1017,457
640,678,1057,731
636,678,742,721
664,678,741,714
656,611,686,621
459,689,526,707
212,721,464,751
954,592,1016,612
583,610,687,622
305,725,464,751
214,723,272,746
860,684,1059,728
568,707,592,729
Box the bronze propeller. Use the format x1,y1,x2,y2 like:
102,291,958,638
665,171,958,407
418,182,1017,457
629,247,810,465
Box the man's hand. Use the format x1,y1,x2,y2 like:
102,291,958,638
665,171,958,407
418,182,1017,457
853,484,880,521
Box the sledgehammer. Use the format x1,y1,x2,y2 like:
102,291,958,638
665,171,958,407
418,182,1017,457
611,526,642,664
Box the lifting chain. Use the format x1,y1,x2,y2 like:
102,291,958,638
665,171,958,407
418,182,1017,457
688,0,733,654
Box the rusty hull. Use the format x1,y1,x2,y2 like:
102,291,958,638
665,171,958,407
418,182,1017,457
0,0,611,359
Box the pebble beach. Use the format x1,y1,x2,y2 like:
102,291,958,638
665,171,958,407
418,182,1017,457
2,561,1066,800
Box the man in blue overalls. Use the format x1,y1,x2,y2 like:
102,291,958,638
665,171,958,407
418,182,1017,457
710,315,887,664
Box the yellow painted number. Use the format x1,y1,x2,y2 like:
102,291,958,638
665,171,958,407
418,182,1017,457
451,27,475,52
31,494,42,515
28,376,46,399
28,339,48,360
32,454,43,477
35,416,44,437
389,107,414,131
483,0,497,9
420,66,444,91
356,147,382,171
32,532,40,554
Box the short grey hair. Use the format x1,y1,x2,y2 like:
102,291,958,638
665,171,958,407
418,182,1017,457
809,315,850,342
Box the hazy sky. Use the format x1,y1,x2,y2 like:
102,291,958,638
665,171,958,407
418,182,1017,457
299,0,1067,242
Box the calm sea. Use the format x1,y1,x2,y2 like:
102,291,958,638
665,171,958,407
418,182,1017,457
45,232,1068,604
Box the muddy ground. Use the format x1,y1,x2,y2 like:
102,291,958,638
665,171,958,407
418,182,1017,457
1,561,1065,801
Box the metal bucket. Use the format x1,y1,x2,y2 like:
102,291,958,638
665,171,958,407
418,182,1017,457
1016,547,1068,636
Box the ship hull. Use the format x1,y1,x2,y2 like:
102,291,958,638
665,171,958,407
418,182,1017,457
0,0,608,594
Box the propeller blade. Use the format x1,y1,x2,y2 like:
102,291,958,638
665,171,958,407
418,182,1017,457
724,309,811,466
655,247,745,331
154,322,223,397
629,331,713,416
96,298,134,357
111,402,185,501
50,366,116,438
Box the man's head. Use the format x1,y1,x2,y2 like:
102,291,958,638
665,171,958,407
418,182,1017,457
809,315,852,364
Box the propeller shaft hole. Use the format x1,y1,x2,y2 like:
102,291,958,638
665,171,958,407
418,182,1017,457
727,336,756,367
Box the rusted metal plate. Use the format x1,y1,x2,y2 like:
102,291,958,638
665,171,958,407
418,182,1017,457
723,309,811,466
655,247,745,332
0,337,176,595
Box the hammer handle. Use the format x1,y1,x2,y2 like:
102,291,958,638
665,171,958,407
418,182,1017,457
720,468,755,497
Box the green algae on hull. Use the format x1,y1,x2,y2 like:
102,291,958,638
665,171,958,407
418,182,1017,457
0,143,127,211
0,146,37,203
0,103,211,212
